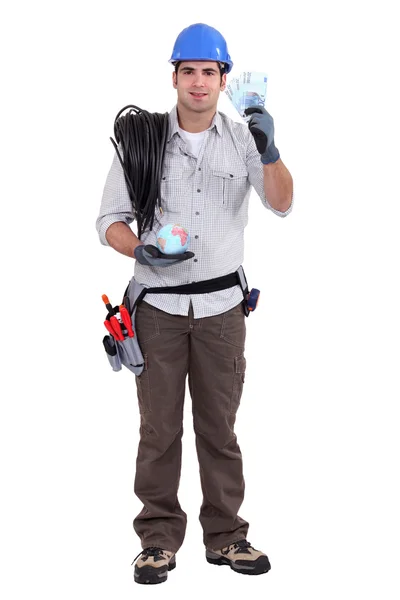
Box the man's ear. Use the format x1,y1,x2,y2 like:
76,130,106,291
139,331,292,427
220,73,227,91
172,72,177,89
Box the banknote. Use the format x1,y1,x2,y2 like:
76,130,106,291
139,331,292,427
225,76,240,110
224,71,268,120
227,75,241,114
225,80,236,105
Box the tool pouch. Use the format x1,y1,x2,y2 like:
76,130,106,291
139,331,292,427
102,277,147,376
103,325,145,376
119,277,148,375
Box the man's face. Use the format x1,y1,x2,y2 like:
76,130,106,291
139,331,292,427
172,61,226,114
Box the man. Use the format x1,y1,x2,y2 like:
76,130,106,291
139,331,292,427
96,23,293,585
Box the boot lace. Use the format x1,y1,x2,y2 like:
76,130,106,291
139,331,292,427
131,546,167,565
222,539,254,555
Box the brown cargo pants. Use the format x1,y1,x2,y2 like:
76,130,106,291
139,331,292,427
132,299,249,553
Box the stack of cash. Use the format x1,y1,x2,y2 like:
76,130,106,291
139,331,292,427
225,71,268,120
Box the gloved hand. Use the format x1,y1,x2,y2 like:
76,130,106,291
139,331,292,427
134,243,195,267
244,106,280,164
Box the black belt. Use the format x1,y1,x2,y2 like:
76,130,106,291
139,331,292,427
129,266,251,316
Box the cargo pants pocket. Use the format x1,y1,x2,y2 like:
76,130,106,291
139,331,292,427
230,354,246,414
135,354,151,414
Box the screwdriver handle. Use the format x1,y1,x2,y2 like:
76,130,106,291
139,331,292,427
101,294,116,316
102,294,116,316
104,320,118,339
110,316,124,341
119,305,134,337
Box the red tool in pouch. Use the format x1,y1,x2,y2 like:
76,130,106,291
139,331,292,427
101,294,116,316
102,294,125,341
109,315,124,341
119,305,134,337
104,319,119,340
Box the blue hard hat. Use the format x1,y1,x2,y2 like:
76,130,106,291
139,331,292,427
169,23,233,74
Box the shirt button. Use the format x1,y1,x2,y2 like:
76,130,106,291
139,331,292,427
194,259,198,262
198,167,201,171
195,211,200,215
197,189,201,193
162,176,166,180
230,174,233,178
195,235,199,239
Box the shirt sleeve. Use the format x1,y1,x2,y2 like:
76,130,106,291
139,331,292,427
245,132,293,218
95,148,135,246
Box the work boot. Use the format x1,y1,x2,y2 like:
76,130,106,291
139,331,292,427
206,539,271,575
132,546,176,584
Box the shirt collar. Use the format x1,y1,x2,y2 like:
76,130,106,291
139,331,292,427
168,105,223,141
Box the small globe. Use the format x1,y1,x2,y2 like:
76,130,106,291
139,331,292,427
156,223,190,254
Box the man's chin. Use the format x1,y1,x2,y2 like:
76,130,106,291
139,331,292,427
182,99,213,113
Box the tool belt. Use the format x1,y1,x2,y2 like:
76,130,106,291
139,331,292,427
103,265,251,377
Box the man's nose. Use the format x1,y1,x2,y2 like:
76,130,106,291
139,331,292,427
193,74,205,87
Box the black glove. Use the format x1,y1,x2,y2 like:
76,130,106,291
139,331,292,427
244,106,280,164
134,244,195,267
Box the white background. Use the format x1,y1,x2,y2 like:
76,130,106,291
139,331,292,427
1,0,399,598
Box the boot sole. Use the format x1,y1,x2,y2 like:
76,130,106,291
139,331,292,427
206,550,271,575
134,557,176,584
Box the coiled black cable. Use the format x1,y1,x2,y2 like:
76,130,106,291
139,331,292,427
109,105,169,240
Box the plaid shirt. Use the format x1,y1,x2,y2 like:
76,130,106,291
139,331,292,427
96,105,292,318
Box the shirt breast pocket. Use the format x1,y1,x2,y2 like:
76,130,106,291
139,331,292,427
211,168,248,210
160,171,187,214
